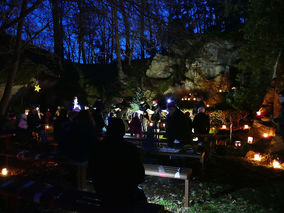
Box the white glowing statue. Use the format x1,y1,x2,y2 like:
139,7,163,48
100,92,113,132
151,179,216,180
73,96,81,112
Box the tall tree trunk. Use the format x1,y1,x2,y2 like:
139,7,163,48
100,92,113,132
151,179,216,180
77,0,86,64
114,0,125,82
51,0,64,59
121,3,131,63
0,0,28,116
140,0,145,59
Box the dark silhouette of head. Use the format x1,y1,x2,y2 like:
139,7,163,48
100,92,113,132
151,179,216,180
106,118,125,139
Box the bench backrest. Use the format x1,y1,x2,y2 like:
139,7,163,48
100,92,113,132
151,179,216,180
144,164,192,180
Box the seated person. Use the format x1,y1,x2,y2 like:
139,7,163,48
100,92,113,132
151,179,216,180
89,118,146,207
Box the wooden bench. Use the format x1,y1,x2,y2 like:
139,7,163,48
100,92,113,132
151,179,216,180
0,177,164,213
144,164,192,207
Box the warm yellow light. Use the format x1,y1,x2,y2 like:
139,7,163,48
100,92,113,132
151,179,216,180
244,125,249,129
182,98,184,101
256,111,261,116
221,125,227,129
254,154,261,161
45,125,49,130
206,104,210,107
219,89,223,92
272,160,282,169
149,122,154,127
1,168,8,176
247,137,253,144
162,123,165,128
263,133,269,138
193,98,196,101
25,109,29,115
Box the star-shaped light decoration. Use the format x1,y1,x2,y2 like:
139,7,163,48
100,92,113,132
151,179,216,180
34,84,41,92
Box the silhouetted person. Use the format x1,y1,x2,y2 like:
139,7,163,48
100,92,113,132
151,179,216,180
65,110,97,190
129,113,142,137
89,118,146,207
165,101,191,147
193,107,210,136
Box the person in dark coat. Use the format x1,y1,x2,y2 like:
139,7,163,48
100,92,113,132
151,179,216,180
129,113,142,136
65,110,97,189
192,107,210,135
89,118,146,207
165,101,191,147
273,90,284,141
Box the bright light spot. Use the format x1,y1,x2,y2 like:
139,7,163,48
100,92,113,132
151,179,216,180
149,122,154,127
247,137,254,144
206,104,210,107
193,98,196,101
219,89,223,93
167,99,172,103
193,137,198,141
25,109,29,115
244,125,249,129
1,168,8,176
45,125,49,130
162,123,165,128
254,154,261,161
181,98,184,101
273,160,282,169
221,125,227,129
256,111,262,116
263,133,269,138
234,141,241,147
231,87,236,90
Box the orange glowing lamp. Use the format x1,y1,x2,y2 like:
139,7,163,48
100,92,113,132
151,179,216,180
206,104,210,107
263,133,269,138
221,125,227,129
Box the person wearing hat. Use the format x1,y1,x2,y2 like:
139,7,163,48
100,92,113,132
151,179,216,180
165,101,191,148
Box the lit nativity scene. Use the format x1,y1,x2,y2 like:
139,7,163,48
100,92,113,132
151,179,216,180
0,0,284,212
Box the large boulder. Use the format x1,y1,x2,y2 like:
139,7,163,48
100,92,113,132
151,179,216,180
146,54,175,79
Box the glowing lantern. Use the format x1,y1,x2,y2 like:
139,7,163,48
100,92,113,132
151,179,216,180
247,137,254,144
221,125,227,129
243,125,249,130
272,160,282,169
254,154,261,161
1,168,8,176
234,141,241,147
263,133,269,138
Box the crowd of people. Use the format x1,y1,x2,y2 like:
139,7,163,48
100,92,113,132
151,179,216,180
0,97,212,208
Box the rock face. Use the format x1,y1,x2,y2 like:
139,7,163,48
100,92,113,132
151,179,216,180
146,54,175,79
145,39,239,103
